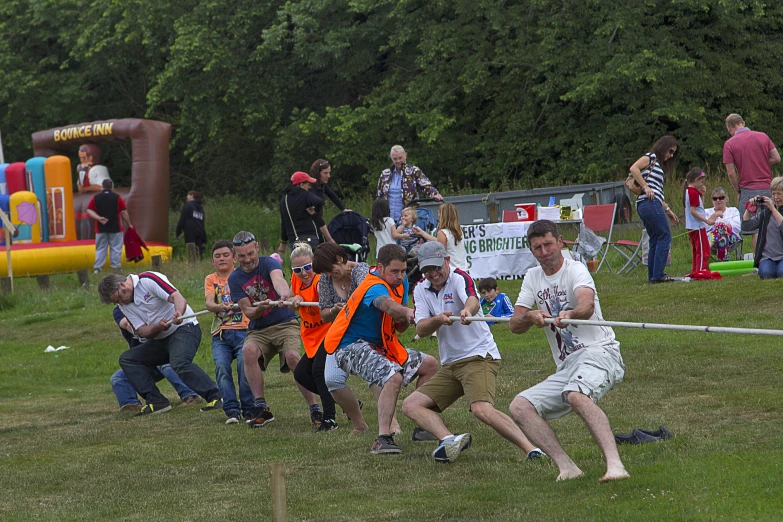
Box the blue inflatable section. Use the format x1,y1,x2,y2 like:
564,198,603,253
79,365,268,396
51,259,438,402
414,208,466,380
26,157,48,242
0,194,9,245
0,163,8,195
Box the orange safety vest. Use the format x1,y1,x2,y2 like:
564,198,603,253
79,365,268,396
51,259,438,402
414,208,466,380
323,273,409,365
292,273,331,358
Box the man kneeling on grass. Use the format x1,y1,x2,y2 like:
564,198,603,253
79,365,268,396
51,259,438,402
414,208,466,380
508,220,630,482
99,272,222,416
402,242,543,463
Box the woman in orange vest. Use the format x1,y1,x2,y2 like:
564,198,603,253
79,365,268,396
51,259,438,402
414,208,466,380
289,243,338,432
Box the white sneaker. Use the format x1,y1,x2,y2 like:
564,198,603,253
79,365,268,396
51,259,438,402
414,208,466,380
431,433,472,463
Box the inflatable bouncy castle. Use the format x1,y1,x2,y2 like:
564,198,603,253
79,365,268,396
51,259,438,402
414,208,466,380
0,119,173,277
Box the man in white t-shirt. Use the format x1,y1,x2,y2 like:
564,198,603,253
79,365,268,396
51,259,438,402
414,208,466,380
402,242,542,463
98,272,222,416
508,220,629,482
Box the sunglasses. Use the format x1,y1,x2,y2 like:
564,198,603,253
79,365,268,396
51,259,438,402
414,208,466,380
712,196,726,201
319,161,329,167
668,148,677,156
292,263,313,274
232,234,256,246
422,265,444,275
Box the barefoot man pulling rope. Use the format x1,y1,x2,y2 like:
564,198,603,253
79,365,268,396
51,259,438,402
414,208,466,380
508,220,630,483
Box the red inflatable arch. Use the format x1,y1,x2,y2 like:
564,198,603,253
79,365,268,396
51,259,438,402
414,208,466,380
32,119,171,244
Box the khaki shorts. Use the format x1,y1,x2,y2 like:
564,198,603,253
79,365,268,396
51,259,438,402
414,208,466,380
518,347,625,420
244,321,301,373
416,355,500,412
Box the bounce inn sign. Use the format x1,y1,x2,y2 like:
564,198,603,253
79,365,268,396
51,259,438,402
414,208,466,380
53,122,115,142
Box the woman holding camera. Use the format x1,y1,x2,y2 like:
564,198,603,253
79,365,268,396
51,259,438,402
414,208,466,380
741,176,783,279
629,136,680,283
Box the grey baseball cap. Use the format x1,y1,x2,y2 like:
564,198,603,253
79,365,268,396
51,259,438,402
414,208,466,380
416,241,447,269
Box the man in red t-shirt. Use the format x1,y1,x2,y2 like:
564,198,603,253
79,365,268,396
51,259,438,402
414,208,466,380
723,113,781,249
86,179,132,274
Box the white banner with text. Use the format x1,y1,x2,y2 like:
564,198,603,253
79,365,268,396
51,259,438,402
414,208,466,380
462,222,536,280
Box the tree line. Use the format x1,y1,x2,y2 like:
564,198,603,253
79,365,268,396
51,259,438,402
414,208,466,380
1,0,782,204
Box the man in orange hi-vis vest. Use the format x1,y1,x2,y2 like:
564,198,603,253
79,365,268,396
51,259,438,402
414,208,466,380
323,244,438,455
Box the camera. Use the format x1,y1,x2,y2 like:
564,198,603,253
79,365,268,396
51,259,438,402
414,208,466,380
755,196,766,205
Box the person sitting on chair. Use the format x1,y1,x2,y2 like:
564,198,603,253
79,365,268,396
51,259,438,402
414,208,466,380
705,186,742,261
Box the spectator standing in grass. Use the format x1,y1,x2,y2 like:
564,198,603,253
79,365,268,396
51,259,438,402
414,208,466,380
86,179,132,274
508,220,629,483
723,113,780,251
176,190,207,258
478,277,514,326
376,145,443,223
228,231,320,428
683,168,722,277
279,172,328,254
741,176,783,279
98,272,222,416
203,240,253,424
628,136,680,283
402,242,543,463
110,306,201,411
309,159,350,243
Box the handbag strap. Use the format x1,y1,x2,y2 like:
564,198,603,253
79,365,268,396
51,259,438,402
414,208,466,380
285,194,319,243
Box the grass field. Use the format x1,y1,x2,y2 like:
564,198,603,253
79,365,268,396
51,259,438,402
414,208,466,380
2,184,782,521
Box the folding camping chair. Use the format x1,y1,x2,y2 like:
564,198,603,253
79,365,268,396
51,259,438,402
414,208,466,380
567,203,617,273
613,230,646,275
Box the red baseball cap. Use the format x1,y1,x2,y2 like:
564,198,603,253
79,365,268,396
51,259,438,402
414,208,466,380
291,171,317,184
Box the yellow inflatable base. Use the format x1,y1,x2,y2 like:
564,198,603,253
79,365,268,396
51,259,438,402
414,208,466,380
0,240,172,277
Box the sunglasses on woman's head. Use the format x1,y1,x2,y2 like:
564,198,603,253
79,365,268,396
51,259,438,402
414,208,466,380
712,196,726,201
292,263,313,274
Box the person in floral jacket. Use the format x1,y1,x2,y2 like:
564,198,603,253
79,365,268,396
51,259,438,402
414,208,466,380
376,145,443,222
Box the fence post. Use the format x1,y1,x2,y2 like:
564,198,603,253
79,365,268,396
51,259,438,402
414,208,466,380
270,463,287,522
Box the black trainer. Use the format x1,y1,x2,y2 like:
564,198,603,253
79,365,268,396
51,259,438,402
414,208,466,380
247,409,275,428
135,403,172,416
371,434,402,454
310,410,323,426
412,427,438,441
316,419,339,432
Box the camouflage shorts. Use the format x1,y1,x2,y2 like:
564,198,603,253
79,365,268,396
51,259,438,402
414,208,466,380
334,341,425,388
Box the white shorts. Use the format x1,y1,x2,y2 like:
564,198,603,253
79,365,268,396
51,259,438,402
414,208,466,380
518,347,625,420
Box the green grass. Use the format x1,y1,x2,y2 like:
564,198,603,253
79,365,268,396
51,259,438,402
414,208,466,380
1,249,782,520
2,187,780,521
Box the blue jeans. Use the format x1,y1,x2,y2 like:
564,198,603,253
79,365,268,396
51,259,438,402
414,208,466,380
758,258,783,279
212,329,253,417
118,323,220,405
637,199,672,282
111,364,198,408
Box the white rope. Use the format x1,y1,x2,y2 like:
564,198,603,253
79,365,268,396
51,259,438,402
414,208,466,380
449,315,783,336
168,300,319,325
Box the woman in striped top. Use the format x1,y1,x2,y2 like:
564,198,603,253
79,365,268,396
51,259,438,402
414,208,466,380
629,136,680,283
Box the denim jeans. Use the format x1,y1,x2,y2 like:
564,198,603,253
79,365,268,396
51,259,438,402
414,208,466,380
637,199,672,282
94,232,124,270
110,364,198,408
212,329,253,416
118,323,220,405
758,258,783,279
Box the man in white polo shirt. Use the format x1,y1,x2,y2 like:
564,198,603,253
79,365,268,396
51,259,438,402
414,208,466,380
99,272,221,416
402,242,542,463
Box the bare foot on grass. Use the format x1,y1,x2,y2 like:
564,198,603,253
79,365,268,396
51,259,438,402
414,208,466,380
556,468,584,481
599,468,630,483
